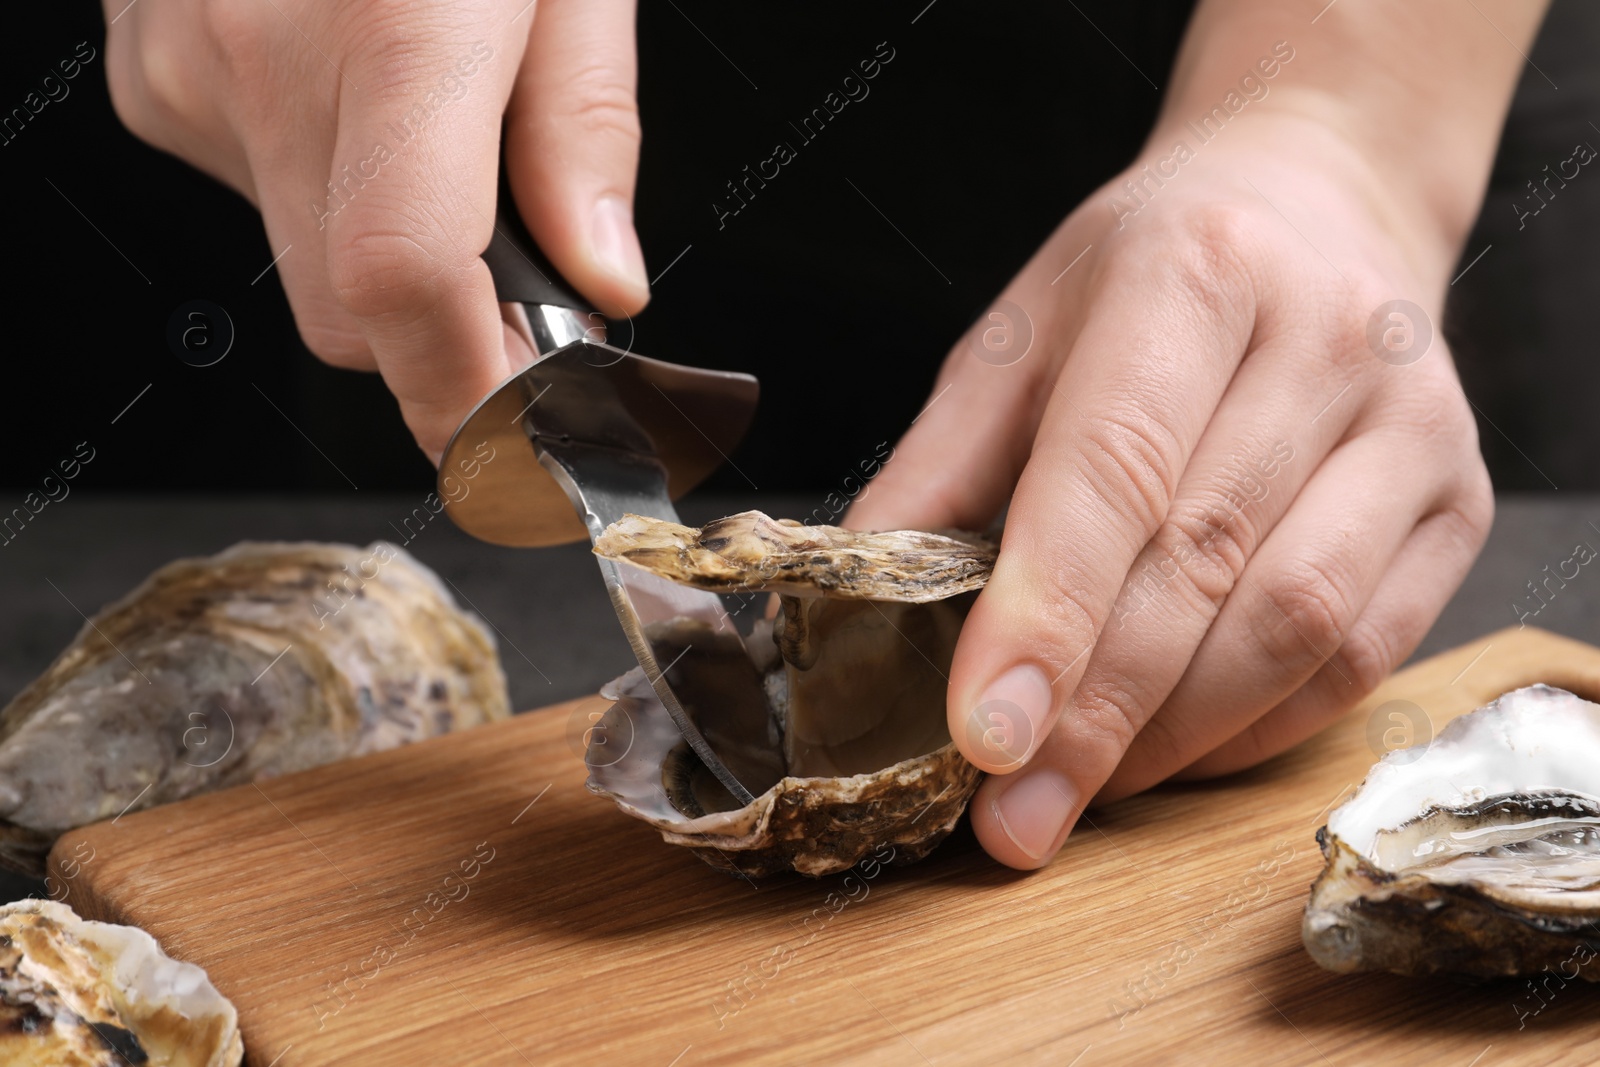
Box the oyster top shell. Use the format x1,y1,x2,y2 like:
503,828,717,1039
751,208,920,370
593,510,996,601
586,512,993,876
0,899,242,1067
0,540,510,875
1305,684,1600,979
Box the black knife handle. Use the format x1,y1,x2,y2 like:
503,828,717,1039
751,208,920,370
482,155,596,314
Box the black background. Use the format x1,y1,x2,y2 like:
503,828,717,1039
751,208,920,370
0,0,1594,495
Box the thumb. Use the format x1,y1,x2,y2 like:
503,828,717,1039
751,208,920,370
506,0,649,317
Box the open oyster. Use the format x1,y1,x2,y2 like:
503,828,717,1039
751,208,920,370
587,511,994,877
0,541,510,875
0,898,241,1066
1304,685,1600,980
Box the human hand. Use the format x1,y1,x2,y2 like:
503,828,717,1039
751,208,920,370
104,0,649,460
849,94,1499,868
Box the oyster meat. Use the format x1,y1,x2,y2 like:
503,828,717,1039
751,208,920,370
1304,684,1600,980
0,898,241,1067
587,511,995,877
0,541,510,875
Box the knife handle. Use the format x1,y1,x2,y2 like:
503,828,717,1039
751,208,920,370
482,157,596,314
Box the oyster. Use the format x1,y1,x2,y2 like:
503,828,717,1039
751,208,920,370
0,541,510,875
1304,684,1600,980
0,898,241,1066
587,511,994,877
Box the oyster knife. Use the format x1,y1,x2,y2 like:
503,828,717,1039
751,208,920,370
438,164,760,806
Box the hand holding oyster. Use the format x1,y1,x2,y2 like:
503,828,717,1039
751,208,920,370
586,511,996,877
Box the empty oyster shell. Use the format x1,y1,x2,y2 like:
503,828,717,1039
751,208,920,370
587,512,993,877
0,898,241,1067
1304,684,1600,980
0,541,510,875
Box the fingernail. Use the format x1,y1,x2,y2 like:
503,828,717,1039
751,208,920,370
992,768,1079,863
590,195,649,296
965,664,1053,770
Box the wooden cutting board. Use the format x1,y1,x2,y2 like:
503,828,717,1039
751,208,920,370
48,626,1600,1066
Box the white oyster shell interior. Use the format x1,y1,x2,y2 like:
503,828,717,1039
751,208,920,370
1328,684,1600,908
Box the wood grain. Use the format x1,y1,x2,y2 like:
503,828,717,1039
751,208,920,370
49,626,1600,1066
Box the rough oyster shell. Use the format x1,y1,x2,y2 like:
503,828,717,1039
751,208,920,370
593,510,995,601
0,541,510,875
587,512,993,877
0,898,241,1067
1304,684,1600,980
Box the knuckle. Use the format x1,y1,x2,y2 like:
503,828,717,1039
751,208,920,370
1322,270,1426,377
326,224,457,320
203,0,270,64
1387,373,1473,447
1327,311,1376,377
1175,202,1256,276
1367,377,1489,494
343,16,471,100
136,34,204,128
1435,384,1483,458
105,25,172,148
1117,710,1191,784
1178,199,1258,253
1249,556,1357,680
1002,553,1099,669
1112,204,1256,333
1414,389,1469,443
560,73,641,145
340,12,420,81
1168,205,1257,320
1074,672,1163,753
298,320,373,370
914,477,989,535
1255,259,1386,375
104,55,155,145
1037,575,1099,652
1327,622,1394,698
1152,490,1262,604
1454,460,1496,541
1075,409,1183,536
1200,718,1273,778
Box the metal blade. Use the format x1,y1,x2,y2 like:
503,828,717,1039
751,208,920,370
533,433,757,805
439,341,764,806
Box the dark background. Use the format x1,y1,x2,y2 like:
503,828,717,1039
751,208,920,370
3,0,1593,496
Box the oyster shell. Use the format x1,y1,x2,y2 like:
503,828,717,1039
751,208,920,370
0,898,241,1067
587,512,994,877
593,510,994,602
1304,684,1600,980
0,541,510,875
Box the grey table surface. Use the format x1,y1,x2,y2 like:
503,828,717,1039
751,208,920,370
1,491,1594,902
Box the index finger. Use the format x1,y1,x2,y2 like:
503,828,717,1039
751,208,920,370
322,27,526,461
949,218,1257,795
